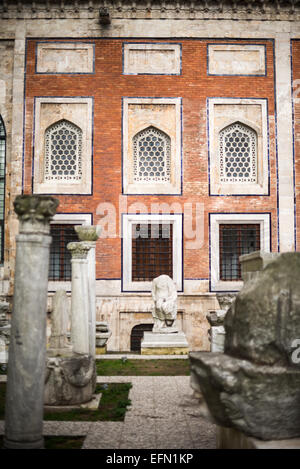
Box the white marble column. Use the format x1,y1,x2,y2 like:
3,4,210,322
275,34,296,252
74,226,100,357
4,195,59,450
67,242,91,355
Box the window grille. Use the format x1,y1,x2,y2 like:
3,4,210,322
219,122,257,183
133,126,171,183
44,120,82,182
132,223,173,281
220,224,260,281
49,224,79,280
0,117,6,264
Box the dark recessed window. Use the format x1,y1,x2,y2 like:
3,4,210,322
0,117,6,264
49,224,79,280
220,224,260,281
132,223,173,281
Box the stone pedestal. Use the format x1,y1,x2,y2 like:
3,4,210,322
95,321,111,355
216,427,300,449
44,355,96,406
240,250,280,284
67,242,91,355
210,326,225,352
4,195,58,450
207,309,227,353
141,331,189,355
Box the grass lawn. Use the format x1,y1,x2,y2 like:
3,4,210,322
0,382,132,422
96,358,190,376
0,435,85,449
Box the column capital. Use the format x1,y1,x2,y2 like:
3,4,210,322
75,225,101,242
13,195,59,234
67,241,92,259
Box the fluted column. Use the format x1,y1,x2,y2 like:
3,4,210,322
4,195,59,450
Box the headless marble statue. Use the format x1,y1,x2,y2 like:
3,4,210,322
151,275,178,333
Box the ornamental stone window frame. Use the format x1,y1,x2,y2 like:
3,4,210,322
33,97,93,195
122,97,182,195
122,213,183,292
209,212,271,292
208,98,269,196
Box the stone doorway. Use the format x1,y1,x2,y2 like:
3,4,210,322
130,323,153,353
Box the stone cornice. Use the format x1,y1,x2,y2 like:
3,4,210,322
1,0,300,22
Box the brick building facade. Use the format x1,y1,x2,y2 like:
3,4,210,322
0,0,298,351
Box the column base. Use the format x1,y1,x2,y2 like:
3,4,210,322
3,437,44,449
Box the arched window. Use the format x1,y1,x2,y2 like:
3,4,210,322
219,122,257,183
0,117,5,263
133,126,171,183
44,119,82,182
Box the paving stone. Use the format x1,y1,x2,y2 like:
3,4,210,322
0,374,216,449
83,422,123,449
42,421,92,435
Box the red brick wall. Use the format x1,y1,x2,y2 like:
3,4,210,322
24,39,278,280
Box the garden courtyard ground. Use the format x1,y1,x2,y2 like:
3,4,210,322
0,356,216,449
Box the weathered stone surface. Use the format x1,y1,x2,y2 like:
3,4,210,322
4,194,58,449
240,250,280,284
190,253,300,441
13,194,59,234
44,355,96,406
217,426,300,449
95,321,111,348
225,253,300,367
49,289,71,353
190,352,300,440
75,225,101,242
210,326,225,353
207,309,227,352
216,293,236,311
206,309,227,327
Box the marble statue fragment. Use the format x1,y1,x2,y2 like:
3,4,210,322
151,274,177,333
48,289,71,354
